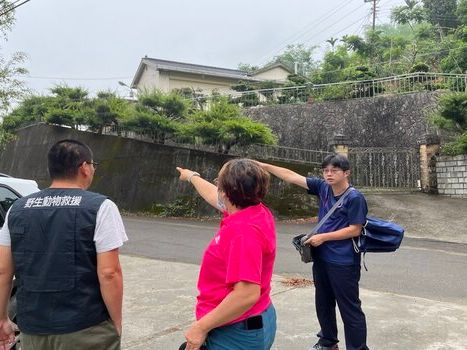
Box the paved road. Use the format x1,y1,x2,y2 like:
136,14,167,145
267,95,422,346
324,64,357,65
121,216,467,304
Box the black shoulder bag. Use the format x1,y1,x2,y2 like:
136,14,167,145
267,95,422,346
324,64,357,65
292,187,352,263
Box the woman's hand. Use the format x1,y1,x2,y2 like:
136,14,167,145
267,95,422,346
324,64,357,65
176,167,197,182
185,321,208,350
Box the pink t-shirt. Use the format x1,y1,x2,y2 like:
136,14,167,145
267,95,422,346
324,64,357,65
195,203,276,325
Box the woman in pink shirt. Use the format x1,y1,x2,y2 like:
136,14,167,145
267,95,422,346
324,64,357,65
176,158,277,350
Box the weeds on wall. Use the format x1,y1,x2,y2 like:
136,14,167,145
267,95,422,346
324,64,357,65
150,196,201,217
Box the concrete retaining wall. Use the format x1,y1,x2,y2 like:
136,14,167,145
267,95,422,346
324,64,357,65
0,124,320,217
436,155,467,198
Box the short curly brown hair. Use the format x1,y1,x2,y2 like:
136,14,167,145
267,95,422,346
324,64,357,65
217,158,270,209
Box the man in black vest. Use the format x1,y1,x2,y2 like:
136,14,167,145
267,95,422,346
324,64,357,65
0,139,128,350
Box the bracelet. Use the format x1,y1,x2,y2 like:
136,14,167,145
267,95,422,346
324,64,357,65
188,171,201,183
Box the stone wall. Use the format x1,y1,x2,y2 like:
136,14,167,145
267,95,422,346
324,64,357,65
0,124,320,217
436,155,467,198
244,91,441,150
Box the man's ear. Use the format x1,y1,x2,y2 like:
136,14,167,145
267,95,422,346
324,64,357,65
78,162,89,177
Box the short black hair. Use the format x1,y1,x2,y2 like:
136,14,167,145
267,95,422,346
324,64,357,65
48,139,93,180
321,153,350,171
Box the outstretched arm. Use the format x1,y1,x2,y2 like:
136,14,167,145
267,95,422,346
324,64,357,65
255,161,308,189
176,167,219,211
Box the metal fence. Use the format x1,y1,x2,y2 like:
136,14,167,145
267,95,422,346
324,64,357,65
225,72,467,106
230,143,329,165
102,125,329,165
102,127,421,188
348,147,420,188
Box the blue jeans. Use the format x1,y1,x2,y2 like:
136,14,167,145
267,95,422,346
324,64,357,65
205,304,276,350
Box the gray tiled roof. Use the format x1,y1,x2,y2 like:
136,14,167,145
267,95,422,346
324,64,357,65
143,58,250,80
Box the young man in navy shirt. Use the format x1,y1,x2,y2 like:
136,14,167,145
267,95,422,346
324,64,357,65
257,154,369,350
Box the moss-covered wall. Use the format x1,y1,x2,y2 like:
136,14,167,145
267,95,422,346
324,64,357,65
0,124,319,218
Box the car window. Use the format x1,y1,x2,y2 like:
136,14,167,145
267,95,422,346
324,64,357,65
0,186,20,227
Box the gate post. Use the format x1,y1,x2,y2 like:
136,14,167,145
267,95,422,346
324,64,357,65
419,134,440,193
329,133,350,157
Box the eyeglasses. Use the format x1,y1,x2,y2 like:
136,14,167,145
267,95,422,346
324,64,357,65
322,168,342,174
85,161,99,168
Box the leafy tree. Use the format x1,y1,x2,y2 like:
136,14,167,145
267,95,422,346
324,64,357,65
87,92,131,134
422,0,459,30
179,97,277,153
314,46,353,83
237,63,259,73
138,90,190,120
0,3,28,115
440,26,467,73
122,108,179,144
391,0,427,31
272,44,316,77
326,37,338,49
431,92,467,155
172,87,207,110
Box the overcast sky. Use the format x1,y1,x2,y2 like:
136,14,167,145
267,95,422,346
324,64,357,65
3,0,406,97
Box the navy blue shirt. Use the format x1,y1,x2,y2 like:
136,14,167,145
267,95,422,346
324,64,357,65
306,177,367,265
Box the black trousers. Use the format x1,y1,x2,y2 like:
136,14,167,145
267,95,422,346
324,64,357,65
312,260,369,350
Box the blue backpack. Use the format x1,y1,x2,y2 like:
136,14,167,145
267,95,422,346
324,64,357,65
353,216,405,269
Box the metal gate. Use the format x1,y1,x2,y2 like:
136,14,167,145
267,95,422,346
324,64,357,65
348,147,420,188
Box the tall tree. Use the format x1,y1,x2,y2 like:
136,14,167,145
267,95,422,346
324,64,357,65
0,1,28,114
422,0,459,30
391,0,427,31
272,44,316,77
178,97,277,154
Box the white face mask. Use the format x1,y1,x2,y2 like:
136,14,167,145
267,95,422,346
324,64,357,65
217,191,227,211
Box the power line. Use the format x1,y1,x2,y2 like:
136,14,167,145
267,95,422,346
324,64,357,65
253,0,362,66
328,13,372,39
298,5,369,48
0,0,31,17
24,75,132,81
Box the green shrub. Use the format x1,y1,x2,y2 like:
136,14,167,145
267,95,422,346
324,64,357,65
441,133,467,156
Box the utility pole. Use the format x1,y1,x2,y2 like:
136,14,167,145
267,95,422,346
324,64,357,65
364,0,378,31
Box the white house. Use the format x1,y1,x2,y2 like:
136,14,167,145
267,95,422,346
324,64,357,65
130,57,295,95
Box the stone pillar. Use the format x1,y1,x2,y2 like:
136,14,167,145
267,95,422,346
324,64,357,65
329,133,350,157
419,134,440,193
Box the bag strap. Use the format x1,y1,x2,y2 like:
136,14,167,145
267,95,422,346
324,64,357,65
353,221,369,271
300,187,353,244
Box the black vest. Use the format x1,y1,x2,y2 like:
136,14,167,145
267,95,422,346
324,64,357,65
9,188,109,334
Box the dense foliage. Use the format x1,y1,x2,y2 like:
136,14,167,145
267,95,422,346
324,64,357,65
1,87,277,153
0,1,28,114
431,92,467,155
242,0,467,85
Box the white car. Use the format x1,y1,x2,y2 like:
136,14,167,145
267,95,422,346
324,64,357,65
0,174,40,227
0,174,39,349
